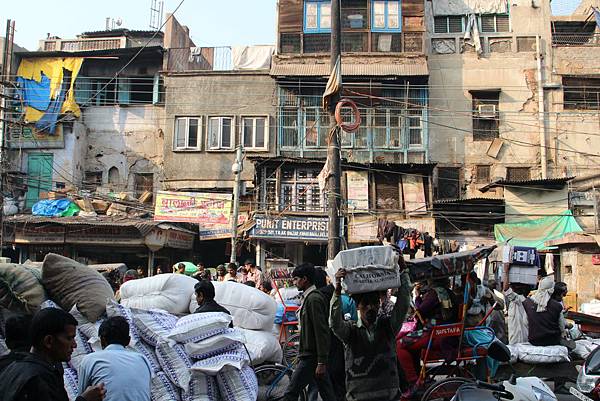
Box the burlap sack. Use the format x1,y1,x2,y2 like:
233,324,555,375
42,253,114,322
0,263,47,314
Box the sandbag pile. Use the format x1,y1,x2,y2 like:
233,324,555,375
0,263,47,314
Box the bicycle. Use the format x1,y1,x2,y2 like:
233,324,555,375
254,363,307,401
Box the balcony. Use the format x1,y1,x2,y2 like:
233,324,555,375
41,37,126,52
552,33,600,47
165,47,234,71
279,31,424,54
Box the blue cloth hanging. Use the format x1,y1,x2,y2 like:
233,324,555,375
16,74,51,111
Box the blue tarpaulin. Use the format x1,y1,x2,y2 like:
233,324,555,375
32,199,73,217
16,74,51,111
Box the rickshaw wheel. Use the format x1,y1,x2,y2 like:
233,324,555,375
420,377,473,401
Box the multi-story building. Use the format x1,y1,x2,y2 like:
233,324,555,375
251,0,435,267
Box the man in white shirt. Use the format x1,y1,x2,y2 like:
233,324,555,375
78,317,152,401
502,263,530,344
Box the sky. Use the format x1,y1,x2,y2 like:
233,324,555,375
551,0,582,15
3,0,278,51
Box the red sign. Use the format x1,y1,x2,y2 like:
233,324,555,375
592,254,600,265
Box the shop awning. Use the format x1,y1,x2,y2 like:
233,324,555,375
494,210,584,250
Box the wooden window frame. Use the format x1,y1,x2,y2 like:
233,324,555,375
371,0,402,33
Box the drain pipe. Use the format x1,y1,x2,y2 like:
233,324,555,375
536,35,548,179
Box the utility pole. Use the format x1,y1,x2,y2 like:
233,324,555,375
327,0,342,260
230,145,243,263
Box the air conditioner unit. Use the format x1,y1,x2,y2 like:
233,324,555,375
477,104,497,118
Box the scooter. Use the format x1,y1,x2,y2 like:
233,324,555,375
450,340,558,401
571,344,600,401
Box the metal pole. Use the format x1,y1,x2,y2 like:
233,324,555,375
230,145,243,263
327,0,342,260
536,35,547,179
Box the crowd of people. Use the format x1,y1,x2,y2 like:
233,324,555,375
0,252,573,401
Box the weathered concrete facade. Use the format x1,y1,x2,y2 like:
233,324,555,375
162,72,277,191
426,0,553,199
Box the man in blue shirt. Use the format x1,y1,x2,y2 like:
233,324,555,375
78,316,152,401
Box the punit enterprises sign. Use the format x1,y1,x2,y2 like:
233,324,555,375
250,215,331,241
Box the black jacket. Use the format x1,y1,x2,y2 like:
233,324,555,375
0,351,28,375
0,353,86,401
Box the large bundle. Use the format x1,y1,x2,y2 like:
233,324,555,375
237,327,283,365
0,263,47,314
189,281,277,331
327,246,403,294
42,253,114,322
120,274,197,314
406,245,497,282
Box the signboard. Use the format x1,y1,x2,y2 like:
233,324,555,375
154,191,232,224
346,171,369,211
348,214,435,243
15,225,65,244
65,226,143,246
199,213,248,241
250,215,330,242
167,230,195,249
7,124,65,149
402,175,427,215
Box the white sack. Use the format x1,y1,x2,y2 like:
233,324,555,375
184,328,244,359
517,343,570,363
217,365,258,401
581,300,600,317
189,281,276,331
273,287,300,303
151,372,182,401
132,308,178,346
191,345,250,375
182,372,220,401
168,312,232,344
64,368,79,401
238,327,283,365
131,340,162,373
69,305,102,342
120,274,197,314
156,340,193,392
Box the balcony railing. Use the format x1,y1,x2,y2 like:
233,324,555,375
553,33,600,46
41,37,126,52
279,31,423,54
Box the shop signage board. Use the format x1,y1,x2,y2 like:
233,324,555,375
15,225,65,244
199,213,248,240
346,171,369,211
66,226,143,245
402,175,427,215
154,191,232,224
250,215,334,242
167,230,195,249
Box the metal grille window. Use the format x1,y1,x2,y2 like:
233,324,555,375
304,107,328,148
208,117,234,150
174,117,200,150
242,116,268,150
374,172,400,210
408,109,422,146
279,167,324,212
480,14,510,33
434,16,464,34
281,108,299,148
563,77,600,110
506,167,530,181
471,91,500,141
475,165,491,183
134,173,154,198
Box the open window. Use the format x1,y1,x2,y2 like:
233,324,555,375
208,117,234,150
174,117,201,150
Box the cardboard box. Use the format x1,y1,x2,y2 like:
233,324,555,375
498,265,538,285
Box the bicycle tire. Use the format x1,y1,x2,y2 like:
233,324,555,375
420,377,473,401
281,333,301,368
254,364,306,401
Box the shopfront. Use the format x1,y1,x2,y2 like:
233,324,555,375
4,216,195,273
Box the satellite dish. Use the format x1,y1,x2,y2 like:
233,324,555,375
115,18,123,27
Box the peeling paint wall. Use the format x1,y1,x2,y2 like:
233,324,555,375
82,105,165,196
426,1,552,198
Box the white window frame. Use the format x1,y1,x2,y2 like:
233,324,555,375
173,116,201,151
241,116,269,151
207,116,235,151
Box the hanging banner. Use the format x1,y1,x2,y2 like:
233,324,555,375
346,171,369,212
402,175,427,215
154,191,232,223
